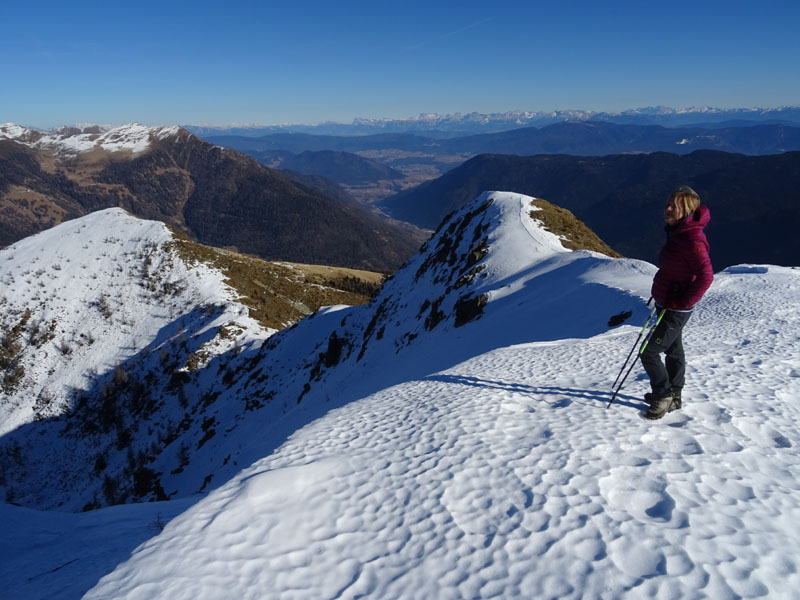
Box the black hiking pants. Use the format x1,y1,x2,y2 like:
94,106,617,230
640,309,692,397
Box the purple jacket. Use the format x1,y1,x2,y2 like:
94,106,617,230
651,205,714,310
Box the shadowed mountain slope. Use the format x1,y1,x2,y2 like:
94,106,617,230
252,149,404,185
380,150,800,269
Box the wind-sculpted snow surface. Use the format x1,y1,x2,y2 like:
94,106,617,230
2,193,800,599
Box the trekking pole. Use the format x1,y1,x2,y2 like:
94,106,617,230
607,308,666,409
611,303,657,390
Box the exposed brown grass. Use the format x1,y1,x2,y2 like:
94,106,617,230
269,261,384,284
529,198,622,258
167,228,383,331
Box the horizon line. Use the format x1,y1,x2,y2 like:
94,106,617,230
6,103,800,132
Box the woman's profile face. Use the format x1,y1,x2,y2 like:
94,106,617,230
664,198,685,225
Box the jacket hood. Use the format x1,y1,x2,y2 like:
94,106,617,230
678,204,710,232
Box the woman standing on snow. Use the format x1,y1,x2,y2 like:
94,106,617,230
641,185,714,420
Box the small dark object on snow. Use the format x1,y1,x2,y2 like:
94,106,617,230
608,311,633,327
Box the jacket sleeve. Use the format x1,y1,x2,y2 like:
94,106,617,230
677,235,714,308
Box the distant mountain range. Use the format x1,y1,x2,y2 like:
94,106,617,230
0,123,426,272
379,150,800,270
187,105,800,138
205,120,800,206
207,121,800,158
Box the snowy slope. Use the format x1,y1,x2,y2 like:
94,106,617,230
2,192,799,599
0,122,182,155
0,209,270,509
0,208,265,434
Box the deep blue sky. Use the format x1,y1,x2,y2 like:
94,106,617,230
2,0,798,128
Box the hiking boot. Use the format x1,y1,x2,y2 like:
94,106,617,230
644,393,675,420
645,392,681,412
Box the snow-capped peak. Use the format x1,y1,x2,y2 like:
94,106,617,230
0,123,43,144
0,122,184,155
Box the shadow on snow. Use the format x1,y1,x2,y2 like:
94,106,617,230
424,374,648,411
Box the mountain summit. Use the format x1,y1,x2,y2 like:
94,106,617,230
2,192,799,599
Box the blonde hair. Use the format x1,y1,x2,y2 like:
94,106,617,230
669,185,701,218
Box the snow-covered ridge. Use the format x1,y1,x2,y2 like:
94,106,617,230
0,208,265,438
0,122,183,155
